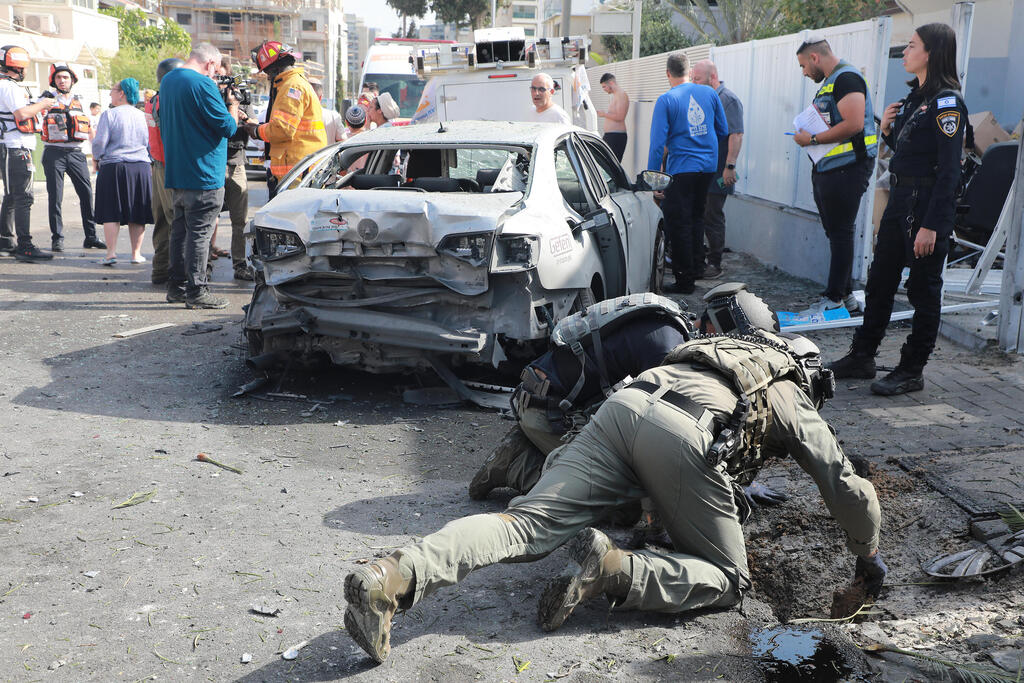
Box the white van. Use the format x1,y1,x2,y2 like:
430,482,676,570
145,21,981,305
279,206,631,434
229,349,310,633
358,39,440,119
410,28,598,132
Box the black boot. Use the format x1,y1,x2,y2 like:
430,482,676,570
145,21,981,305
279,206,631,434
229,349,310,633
827,348,876,379
870,367,924,395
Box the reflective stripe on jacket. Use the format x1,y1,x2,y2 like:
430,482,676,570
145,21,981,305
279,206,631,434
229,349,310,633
257,66,326,179
812,61,877,172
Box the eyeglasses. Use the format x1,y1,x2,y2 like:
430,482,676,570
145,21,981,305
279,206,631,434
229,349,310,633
529,86,548,93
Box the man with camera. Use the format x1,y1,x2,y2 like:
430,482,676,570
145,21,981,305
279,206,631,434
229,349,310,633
245,41,325,198
158,43,240,309
217,58,254,281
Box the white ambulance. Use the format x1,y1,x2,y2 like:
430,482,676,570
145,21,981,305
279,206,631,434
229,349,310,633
358,39,441,119
409,27,598,132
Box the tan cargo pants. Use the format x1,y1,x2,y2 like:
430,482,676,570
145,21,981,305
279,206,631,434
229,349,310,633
150,161,174,283
398,385,749,613
224,163,248,270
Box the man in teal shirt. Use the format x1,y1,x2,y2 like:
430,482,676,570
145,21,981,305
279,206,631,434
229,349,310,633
159,42,239,310
647,52,728,295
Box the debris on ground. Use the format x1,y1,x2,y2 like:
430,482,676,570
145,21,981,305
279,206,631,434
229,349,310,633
282,640,308,660
195,453,243,475
112,323,176,338
181,322,224,336
112,489,156,509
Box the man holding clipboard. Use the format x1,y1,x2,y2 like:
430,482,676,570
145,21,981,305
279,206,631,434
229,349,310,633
792,35,877,314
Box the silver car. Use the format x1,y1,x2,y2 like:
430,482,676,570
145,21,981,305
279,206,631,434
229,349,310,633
243,121,669,373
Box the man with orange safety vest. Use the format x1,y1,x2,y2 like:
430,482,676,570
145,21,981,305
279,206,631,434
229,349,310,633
40,62,105,252
244,41,326,198
0,45,56,261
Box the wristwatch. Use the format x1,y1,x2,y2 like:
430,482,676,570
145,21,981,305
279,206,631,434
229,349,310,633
810,134,818,145
726,164,736,170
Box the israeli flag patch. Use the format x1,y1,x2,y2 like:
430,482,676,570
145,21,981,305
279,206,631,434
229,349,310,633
937,96,956,109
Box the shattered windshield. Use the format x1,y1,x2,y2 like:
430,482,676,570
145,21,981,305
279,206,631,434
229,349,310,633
304,144,532,193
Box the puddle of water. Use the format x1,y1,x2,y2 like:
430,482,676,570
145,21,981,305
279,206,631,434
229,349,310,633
750,626,855,682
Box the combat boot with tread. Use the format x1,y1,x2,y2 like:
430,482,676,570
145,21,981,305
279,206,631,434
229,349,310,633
468,424,535,500
538,527,629,632
827,350,876,379
870,367,924,395
343,556,409,663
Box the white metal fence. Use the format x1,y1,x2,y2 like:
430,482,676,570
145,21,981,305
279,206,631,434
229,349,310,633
586,18,893,281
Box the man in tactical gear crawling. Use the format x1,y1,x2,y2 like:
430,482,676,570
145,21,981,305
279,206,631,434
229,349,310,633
342,283,884,664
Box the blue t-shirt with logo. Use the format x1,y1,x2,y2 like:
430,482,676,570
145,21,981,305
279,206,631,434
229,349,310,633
158,68,237,190
647,82,728,175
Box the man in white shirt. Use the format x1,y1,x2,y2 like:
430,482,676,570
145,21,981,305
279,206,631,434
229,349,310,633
0,45,56,261
528,73,571,125
41,63,105,252
311,82,344,144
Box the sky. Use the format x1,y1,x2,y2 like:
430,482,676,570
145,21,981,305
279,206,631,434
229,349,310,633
345,0,437,36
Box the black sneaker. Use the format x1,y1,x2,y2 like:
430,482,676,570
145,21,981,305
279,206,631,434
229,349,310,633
663,280,695,295
83,237,107,249
701,264,723,279
166,287,187,304
0,243,14,256
827,351,876,379
51,238,64,252
871,368,924,396
186,291,229,310
14,245,54,262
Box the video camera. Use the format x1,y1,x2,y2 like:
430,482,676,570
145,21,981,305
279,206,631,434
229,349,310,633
216,74,252,107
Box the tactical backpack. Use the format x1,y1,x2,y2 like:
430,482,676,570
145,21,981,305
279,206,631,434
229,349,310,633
661,332,832,484
550,292,694,410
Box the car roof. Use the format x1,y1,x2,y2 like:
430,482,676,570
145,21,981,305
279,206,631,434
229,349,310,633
345,120,582,147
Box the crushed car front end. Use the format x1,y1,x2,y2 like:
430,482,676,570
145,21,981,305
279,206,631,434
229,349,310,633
243,185,570,373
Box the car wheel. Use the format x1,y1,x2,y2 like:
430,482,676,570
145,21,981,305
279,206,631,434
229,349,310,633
650,225,666,294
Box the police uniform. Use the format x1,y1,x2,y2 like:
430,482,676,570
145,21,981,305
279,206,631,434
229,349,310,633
391,333,880,615
851,87,967,374
809,61,877,304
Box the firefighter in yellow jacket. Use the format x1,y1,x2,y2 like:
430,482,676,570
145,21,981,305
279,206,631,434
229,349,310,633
246,41,326,195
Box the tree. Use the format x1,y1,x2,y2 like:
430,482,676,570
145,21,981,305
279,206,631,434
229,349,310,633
431,0,491,31
601,0,696,63
387,0,429,37
668,0,783,45
98,7,192,90
774,0,888,35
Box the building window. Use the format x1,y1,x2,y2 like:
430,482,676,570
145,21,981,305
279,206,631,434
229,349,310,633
304,50,318,63
512,5,535,19
213,12,229,24
524,28,535,36
302,19,317,31
72,0,95,8
176,12,191,25
82,68,95,79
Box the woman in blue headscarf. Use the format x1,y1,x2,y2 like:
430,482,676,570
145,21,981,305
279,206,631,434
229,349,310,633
92,77,153,266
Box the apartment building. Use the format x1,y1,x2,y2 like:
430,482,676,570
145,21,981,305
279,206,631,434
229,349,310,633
494,0,539,38
164,0,347,103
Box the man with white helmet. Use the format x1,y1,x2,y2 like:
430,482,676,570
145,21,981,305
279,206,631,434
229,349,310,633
40,62,105,252
342,282,885,664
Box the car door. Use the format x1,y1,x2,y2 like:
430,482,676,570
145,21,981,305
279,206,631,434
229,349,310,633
571,134,645,294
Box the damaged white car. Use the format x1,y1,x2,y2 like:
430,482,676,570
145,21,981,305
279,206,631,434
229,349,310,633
243,121,670,374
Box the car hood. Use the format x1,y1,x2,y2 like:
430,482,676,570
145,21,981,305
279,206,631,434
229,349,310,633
253,188,523,246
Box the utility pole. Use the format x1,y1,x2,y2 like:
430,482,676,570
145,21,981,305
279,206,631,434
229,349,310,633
561,0,571,35
631,0,642,61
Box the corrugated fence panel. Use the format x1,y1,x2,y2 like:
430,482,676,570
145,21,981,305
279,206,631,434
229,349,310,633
586,21,889,216
586,43,712,177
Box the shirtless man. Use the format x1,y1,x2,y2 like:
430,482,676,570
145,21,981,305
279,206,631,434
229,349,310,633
598,73,629,161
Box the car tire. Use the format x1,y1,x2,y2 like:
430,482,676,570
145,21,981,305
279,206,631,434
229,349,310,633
650,225,666,294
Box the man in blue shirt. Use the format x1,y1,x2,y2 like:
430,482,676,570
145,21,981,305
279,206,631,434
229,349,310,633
647,52,728,294
159,42,239,309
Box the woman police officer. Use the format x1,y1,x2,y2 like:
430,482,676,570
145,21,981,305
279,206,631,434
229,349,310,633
828,23,968,395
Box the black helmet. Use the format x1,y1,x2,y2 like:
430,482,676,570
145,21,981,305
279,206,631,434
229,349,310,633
156,57,184,84
700,282,779,336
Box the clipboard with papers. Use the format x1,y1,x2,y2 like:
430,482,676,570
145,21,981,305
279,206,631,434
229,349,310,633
793,105,833,164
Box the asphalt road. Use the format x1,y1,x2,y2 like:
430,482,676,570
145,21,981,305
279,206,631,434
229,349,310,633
1,179,1022,682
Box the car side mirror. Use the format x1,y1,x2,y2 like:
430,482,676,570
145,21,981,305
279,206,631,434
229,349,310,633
635,170,671,192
